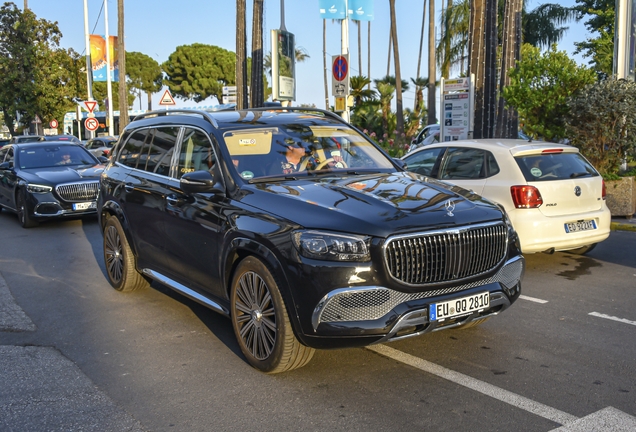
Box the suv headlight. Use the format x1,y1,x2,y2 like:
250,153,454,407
292,230,371,262
26,184,52,194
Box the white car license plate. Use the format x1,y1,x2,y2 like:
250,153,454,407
429,292,489,322
564,219,597,233
73,201,96,211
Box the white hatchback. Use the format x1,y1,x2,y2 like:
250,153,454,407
402,139,611,254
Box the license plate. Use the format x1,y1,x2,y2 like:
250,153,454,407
565,219,597,233
72,201,96,211
430,292,489,322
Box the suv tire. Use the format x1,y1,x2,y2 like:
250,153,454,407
17,189,38,228
230,256,314,373
103,216,149,292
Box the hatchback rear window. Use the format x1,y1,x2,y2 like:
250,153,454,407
515,152,599,181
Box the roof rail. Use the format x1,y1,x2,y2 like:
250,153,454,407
131,109,220,128
130,106,347,130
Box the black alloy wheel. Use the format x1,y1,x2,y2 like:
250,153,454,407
103,216,149,292
230,256,314,373
17,190,38,228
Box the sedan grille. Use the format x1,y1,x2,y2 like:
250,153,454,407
384,222,507,285
56,181,99,202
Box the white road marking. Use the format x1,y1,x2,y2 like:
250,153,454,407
366,344,578,425
519,294,549,304
589,312,636,326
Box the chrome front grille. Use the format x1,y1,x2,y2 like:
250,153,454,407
55,181,99,202
315,256,524,326
384,222,508,285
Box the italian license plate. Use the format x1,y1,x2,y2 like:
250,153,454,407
73,201,96,211
565,219,597,233
430,292,489,322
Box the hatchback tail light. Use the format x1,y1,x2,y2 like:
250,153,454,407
602,179,606,200
510,185,543,208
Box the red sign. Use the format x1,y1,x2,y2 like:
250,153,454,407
332,56,348,82
83,100,98,113
159,89,176,105
85,117,99,131
49,119,58,128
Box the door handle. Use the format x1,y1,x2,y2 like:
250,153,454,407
124,183,134,193
166,194,183,206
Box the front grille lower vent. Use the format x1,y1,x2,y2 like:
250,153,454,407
384,222,507,285
56,181,99,202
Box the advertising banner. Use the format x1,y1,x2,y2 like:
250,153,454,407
271,29,296,100
349,0,374,21
90,35,119,82
319,0,347,19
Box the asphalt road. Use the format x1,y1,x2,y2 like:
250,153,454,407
0,212,635,432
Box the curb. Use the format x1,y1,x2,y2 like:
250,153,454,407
610,221,636,232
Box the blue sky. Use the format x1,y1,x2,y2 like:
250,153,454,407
23,0,590,110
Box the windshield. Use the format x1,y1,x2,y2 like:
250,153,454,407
17,145,98,169
223,123,395,181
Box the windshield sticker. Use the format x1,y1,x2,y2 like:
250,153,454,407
239,138,257,146
530,167,542,177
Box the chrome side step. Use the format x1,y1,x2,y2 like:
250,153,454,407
142,268,230,317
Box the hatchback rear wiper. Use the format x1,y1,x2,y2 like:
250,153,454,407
570,172,591,178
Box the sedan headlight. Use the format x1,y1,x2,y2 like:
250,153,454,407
26,184,52,194
292,230,371,262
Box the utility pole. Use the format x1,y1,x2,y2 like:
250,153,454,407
118,0,128,132
104,0,114,136
341,0,350,122
82,0,95,139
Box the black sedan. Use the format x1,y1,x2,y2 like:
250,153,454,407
0,142,106,228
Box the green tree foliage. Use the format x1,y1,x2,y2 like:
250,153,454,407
0,3,64,134
523,4,579,49
502,44,596,142
126,51,163,111
162,44,236,103
572,0,614,76
566,79,636,175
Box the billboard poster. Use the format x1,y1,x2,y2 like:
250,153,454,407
90,35,119,82
442,93,470,141
271,29,295,100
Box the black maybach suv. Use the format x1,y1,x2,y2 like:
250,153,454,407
97,107,525,373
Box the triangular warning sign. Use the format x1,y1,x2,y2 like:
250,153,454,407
159,89,176,105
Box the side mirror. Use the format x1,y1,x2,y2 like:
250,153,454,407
180,170,225,194
393,158,407,170
98,156,109,164
0,161,12,170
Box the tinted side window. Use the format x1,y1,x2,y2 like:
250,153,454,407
486,151,500,177
0,147,7,163
118,129,150,168
404,147,444,176
439,147,486,180
177,128,214,178
139,127,179,176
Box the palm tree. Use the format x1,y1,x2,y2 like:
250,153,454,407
350,75,376,107
236,0,248,109
437,0,470,76
375,81,396,133
523,4,579,48
415,0,427,111
389,0,404,134
250,0,264,108
323,19,329,109
427,0,436,125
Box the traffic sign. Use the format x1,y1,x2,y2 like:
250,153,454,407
83,100,98,113
85,117,99,132
159,89,176,106
332,55,348,81
49,119,58,129
331,54,350,98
